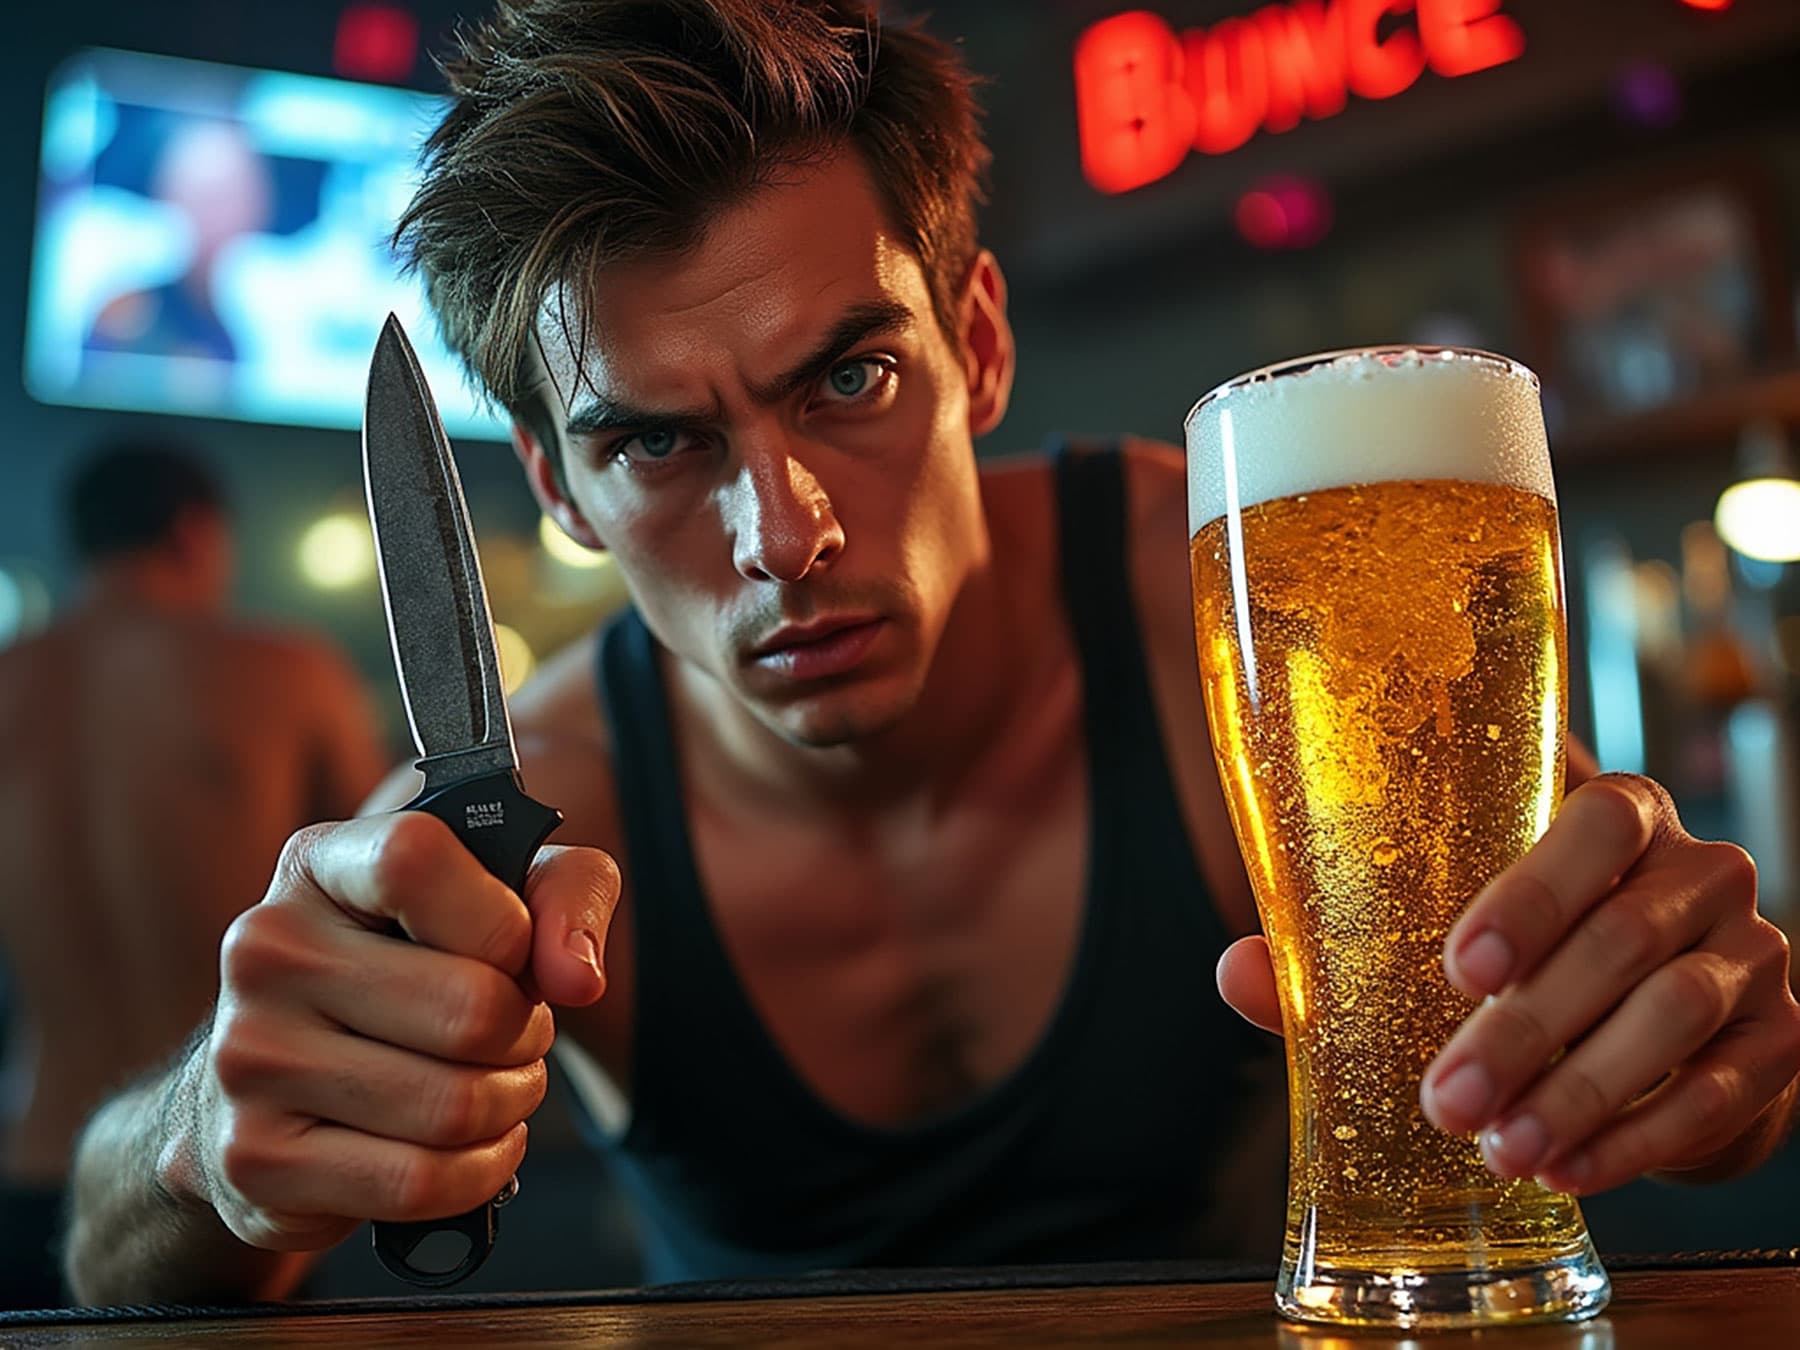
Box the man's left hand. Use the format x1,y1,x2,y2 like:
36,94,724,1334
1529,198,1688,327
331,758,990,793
1218,772,1800,1194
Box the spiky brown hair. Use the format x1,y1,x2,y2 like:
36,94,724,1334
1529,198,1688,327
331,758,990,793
395,0,989,415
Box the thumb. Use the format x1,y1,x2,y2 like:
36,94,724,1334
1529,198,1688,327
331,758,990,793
523,844,619,1007
1217,934,1284,1036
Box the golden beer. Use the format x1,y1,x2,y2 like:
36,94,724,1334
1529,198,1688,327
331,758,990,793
1184,349,1609,1328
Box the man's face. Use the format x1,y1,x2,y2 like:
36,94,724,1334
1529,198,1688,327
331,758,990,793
527,156,1009,748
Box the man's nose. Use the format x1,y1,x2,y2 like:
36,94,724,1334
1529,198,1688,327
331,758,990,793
727,443,845,584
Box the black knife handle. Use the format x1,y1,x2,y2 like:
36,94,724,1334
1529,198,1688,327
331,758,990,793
371,769,561,1288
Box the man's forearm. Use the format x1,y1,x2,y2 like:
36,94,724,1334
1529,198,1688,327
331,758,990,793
64,1057,309,1306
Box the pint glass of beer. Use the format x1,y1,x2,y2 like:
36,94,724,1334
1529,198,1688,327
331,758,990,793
1185,348,1610,1328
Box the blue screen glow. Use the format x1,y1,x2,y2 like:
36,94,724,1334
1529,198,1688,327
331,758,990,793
27,49,505,439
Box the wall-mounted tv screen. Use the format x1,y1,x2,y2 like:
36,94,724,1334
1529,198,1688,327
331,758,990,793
27,48,504,439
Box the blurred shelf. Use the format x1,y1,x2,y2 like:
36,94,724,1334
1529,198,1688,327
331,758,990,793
1556,369,1800,463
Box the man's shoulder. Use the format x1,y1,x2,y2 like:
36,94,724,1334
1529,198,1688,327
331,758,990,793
510,627,610,745
976,436,1187,569
1117,435,1188,531
1114,437,1196,655
976,435,1184,497
508,627,623,849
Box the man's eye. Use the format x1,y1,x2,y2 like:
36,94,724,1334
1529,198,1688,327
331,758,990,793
619,429,686,462
820,358,889,402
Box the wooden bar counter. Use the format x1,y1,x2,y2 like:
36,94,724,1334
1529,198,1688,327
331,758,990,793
2,1255,1793,1348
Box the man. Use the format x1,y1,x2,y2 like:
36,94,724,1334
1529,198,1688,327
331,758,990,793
65,1,1799,1305
0,442,387,1307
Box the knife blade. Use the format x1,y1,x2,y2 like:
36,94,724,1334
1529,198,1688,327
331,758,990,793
361,313,562,1287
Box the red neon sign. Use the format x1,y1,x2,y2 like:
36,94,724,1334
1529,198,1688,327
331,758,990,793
1075,0,1525,193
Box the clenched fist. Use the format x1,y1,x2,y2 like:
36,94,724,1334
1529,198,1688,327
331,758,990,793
156,812,619,1251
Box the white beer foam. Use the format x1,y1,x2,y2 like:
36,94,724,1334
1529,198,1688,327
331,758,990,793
1185,348,1554,531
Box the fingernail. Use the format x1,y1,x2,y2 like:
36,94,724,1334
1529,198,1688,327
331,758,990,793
1430,1061,1494,1127
1482,1114,1548,1176
565,929,601,974
1454,930,1514,992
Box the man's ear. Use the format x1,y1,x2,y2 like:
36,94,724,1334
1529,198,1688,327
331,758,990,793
958,249,1015,438
512,418,606,552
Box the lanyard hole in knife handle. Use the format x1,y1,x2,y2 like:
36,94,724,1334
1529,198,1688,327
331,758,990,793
371,771,560,1286
371,1203,493,1288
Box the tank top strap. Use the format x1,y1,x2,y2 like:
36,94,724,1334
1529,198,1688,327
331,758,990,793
594,612,776,1145
1050,438,1234,951
1052,438,1171,780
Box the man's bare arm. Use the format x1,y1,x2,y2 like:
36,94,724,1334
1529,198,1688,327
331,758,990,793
64,1037,314,1306
64,808,614,1308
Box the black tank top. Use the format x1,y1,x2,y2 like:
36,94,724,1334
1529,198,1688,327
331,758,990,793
578,442,1287,1283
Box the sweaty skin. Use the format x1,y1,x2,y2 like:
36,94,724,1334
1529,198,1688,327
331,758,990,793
0,601,387,1183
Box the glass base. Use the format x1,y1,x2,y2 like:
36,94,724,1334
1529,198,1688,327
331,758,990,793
1276,1240,1612,1329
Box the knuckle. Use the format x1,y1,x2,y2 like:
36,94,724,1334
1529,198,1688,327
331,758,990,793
368,813,449,902
1704,842,1758,906
1683,1065,1741,1133
1484,998,1557,1068
1661,957,1732,1040
1549,1062,1613,1124
441,969,510,1060
208,1013,275,1099
219,905,305,995
1499,871,1564,944
1745,918,1792,988
1582,898,1660,980
214,1120,278,1200
272,823,331,890
426,1073,485,1145
384,1150,440,1220
1583,775,1659,851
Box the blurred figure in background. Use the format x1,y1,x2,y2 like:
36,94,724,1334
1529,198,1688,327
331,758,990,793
0,441,386,1308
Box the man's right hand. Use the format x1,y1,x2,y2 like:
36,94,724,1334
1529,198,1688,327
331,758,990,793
160,812,617,1252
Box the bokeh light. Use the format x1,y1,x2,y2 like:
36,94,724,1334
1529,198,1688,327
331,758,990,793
0,565,52,647
1613,62,1682,128
1714,478,1800,563
1235,175,1333,251
297,511,376,590
0,570,23,647
493,622,535,694
539,513,605,569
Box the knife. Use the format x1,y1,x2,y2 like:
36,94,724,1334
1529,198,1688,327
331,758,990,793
361,313,563,1287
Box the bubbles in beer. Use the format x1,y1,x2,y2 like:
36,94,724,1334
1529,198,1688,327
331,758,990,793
1193,477,1588,1273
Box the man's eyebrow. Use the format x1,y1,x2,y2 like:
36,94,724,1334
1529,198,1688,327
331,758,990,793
747,298,917,405
561,297,916,438
564,395,717,439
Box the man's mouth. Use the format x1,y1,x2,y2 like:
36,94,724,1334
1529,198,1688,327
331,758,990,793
749,616,887,680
